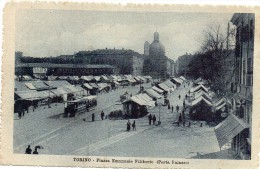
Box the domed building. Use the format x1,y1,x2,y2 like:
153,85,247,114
149,32,165,57
143,32,174,79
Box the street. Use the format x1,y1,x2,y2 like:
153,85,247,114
14,82,220,158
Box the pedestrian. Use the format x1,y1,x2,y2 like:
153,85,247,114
185,94,188,100
171,106,174,112
148,114,152,125
33,147,39,154
152,115,156,125
179,113,182,122
132,120,136,130
183,100,186,108
18,110,22,119
92,113,95,122
25,145,32,154
127,120,131,131
101,111,105,120
168,103,170,109
178,94,181,100
183,121,185,127
188,90,191,95
188,121,191,127
176,105,179,112
200,122,203,127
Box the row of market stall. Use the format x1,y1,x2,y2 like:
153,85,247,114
16,74,153,84
185,81,230,122
122,76,187,118
14,80,87,113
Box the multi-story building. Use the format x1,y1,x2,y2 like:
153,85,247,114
75,49,144,75
214,13,254,160
15,52,117,77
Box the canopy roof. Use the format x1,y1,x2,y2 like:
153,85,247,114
164,80,176,88
100,75,108,81
89,83,99,89
193,89,212,101
171,78,183,84
158,83,170,92
129,93,155,108
214,114,249,147
15,90,55,100
44,80,71,88
190,84,209,93
81,76,93,82
145,88,162,99
152,86,164,94
188,95,213,107
179,76,186,81
83,83,93,90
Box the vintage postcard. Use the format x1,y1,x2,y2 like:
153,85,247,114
1,2,260,169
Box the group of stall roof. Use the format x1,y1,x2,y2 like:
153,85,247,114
186,78,230,121
122,76,186,117
14,75,153,101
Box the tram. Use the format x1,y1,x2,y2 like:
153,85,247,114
64,95,97,117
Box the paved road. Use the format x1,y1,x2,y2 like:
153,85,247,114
14,81,220,158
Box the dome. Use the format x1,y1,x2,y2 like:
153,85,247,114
149,32,165,57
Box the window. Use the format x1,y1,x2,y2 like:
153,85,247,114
246,74,253,86
243,60,246,85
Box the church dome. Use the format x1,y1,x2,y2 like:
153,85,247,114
149,32,165,56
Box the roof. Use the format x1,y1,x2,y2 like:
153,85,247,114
179,76,186,81
83,83,93,90
145,88,162,99
158,83,170,92
164,80,176,88
189,95,213,107
171,78,183,84
89,83,99,88
152,86,164,94
44,80,72,88
214,114,249,148
190,84,209,93
127,93,155,108
15,90,55,100
81,76,93,82
16,63,115,69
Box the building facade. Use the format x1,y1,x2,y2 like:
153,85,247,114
229,13,254,160
75,49,144,75
143,32,174,79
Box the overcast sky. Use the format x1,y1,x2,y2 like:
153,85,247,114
15,10,233,60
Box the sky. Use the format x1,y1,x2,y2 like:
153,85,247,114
15,10,233,61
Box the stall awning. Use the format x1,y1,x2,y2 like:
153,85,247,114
145,88,162,99
214,114,249,148
152,86,164,94
83,83,93,90
158,83,170,92
190,84,209,93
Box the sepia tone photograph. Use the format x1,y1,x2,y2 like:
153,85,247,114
1,2,259,169
13,9,254,159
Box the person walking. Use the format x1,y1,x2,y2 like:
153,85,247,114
171,106,174,112
92,113,95,122
176,105,179,112
25,145,32,154
132,120,136,130
168,103,171,109
185,94,188,100
127,120,131,131
100,111,105,120
152,115,156,125
148,114,152,125
178,94,181,100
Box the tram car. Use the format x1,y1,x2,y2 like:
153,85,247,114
64,95,97,117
